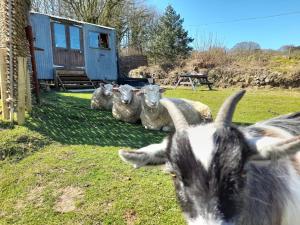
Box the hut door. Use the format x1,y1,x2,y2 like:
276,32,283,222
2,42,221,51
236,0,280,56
51,22,85,69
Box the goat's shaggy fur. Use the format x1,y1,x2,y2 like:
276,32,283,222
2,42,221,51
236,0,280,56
166,117,300,225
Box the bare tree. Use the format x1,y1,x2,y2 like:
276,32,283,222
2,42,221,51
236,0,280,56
31,0,159,51
31,0,65,16
126,3,158,53
62,0,106,23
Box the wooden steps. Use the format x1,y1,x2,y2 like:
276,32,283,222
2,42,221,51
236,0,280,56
55,69,96,91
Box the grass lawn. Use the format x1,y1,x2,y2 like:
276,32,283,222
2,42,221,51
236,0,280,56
0,88,299,225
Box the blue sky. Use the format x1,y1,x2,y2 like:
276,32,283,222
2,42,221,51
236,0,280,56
146,0,300,50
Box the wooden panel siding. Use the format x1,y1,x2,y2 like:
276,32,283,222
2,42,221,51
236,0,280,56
119,55,148,75
51,21,85,69
68,26,85,68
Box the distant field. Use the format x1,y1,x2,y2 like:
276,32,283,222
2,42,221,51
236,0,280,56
0,88,299,225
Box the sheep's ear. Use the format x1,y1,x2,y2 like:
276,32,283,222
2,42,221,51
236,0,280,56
132,88,140,93
99,83,105,87
250,136,300,161
159,88,166,93
136,90,144,96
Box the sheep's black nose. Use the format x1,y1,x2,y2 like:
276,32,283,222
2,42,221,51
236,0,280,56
122,100,129,104
150,101,157,107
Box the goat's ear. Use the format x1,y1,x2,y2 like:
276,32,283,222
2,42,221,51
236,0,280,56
119,149,150,168
159,88,166,93
250,136,300,161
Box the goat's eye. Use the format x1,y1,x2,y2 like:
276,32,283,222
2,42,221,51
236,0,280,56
241,169,247,178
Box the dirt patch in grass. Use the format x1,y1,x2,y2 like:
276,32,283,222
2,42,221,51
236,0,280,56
15,185,45,210
54,186,84,213
123,209,138,225
27,186,45,207
0,210,6,218
100,200,114,214
15,199,25,210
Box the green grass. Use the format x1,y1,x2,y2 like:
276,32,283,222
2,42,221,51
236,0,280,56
164,88,300,123
27,92,164,147
0,88,299,225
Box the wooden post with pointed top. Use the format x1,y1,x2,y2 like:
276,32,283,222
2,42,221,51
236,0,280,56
17,57,27,125
0,49,9,120
25,69,32,112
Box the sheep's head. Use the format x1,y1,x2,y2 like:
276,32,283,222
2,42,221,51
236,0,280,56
114,84,138,104
102,84,113,97
140,85,164,108
96,83,113,97
161,90,300,225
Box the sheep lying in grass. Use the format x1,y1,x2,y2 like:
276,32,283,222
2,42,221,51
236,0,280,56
91,83,114,110
120,90,300,225
139,84,212,131
112,84,142,123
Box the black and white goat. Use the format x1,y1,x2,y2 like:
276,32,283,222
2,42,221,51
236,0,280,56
119,90,300,225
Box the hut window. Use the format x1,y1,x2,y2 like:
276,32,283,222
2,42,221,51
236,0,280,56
89,31,110,49
70,26,81,50
100,33,109,49
89,32,99,48
54,23,67,48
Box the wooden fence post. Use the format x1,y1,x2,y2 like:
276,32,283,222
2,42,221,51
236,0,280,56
0,49,9,120
17,57,26,125
25,69,32,112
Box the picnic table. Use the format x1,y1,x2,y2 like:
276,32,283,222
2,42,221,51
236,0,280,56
174,72,213,90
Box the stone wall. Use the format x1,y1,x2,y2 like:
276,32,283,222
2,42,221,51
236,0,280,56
128,64,300,88
208,67,300,88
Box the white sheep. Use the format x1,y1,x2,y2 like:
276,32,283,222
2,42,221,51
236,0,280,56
112,84,142,123
91,83,114,110
139,84,212,131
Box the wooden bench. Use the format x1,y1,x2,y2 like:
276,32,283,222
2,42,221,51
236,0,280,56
174,73,213,91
